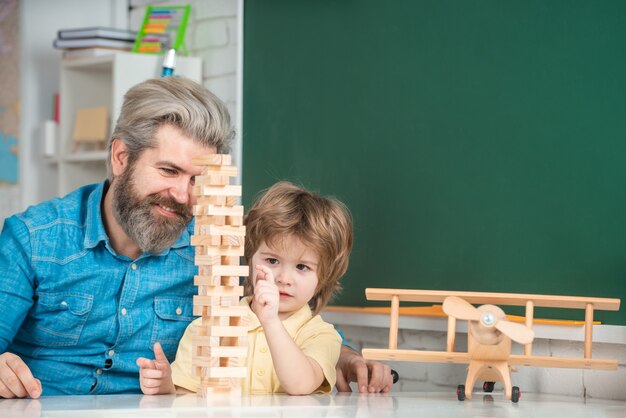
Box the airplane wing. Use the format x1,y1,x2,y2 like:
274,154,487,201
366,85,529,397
363,349,617,371
362,348,471,364
509,355,617,371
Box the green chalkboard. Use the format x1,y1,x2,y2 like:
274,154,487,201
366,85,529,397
242,0,626,325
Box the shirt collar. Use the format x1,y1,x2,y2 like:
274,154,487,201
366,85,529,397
84,180,109,249
240,296,314,334
83,180,192,253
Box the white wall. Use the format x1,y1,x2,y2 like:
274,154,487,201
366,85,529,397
17,0,128,216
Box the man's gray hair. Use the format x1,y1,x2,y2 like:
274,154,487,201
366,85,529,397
107,77,234,179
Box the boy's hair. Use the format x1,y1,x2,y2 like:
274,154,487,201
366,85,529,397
244,181,353,315
107,77,234,180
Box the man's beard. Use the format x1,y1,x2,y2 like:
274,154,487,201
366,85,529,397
111,165,193,254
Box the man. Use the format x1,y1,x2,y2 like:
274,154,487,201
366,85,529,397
0,77,391,398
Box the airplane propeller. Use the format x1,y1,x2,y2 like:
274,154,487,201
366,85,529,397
443,296,535,345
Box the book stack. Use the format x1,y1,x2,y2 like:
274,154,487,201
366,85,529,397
53,27,138,59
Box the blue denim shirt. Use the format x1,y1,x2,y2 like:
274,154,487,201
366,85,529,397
0,181,197,395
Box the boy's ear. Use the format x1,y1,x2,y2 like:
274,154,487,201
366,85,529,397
110,138,129,176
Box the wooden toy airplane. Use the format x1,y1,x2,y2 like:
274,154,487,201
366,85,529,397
361,289,620,403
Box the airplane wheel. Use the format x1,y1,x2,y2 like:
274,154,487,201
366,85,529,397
457,385,465,401
511,386,521,403
483,381,495,392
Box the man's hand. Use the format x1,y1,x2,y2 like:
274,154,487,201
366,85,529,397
0,352,42,399
136,342,175,395
335,346,393,393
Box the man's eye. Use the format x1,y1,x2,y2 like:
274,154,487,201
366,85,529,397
296,264,310,272
266,258,279,265
160,168,177,176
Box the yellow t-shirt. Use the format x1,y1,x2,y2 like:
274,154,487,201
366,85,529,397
171,297,341,394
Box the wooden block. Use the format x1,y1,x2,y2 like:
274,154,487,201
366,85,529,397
195,216,226,226
194,205,244,217
192,327,219,342
196,366,247,378
193,295,221,307
195,248,244,262
194,287,244,302
195,275,241,286
198,265,225,277
195,265,249,277
195,195,227,206
196,196,229,207
192,154,232,167
191,346,247,358
220,235,245,247
206,205,244,217
203,326,248,337
198,286,244,297
229,315,247,327
192,336,221,348
226,196,238,206
196,165,238,177
193,304,206,316
194,254,221,266
221,256,241,265
199,317,228,330
194,303,242,316
194,275,221,286
206,225,246,237
193,205,212,217
220,296,240,307
194,174,230,186
226,216,243,227
199,385,242,398
193,357,219,373
200,305,249,317
193,185,242,197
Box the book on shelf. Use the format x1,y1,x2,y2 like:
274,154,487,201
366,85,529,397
53,37,134,50
62,47,129,59
57,27,137,41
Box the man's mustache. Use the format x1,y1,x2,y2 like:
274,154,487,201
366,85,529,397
146,194,192,220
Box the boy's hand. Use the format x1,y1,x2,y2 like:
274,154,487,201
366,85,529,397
252,264,280,323
136,342,175,395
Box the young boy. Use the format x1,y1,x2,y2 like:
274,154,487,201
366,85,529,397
136,181,353,395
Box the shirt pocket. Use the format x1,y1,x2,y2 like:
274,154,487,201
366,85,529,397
22,292,94,347
151,296,194,359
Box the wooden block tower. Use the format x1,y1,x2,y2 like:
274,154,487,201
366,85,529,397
191,154,249,396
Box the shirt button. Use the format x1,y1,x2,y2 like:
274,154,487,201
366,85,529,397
257,369,265,376
96,368,103,375
176,307,182,315
131,263,137,270
60,301,68,307
259,347,268,353
121,308,127,316
108,350,115,357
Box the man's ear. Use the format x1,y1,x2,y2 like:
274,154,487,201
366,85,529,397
110,138,129,177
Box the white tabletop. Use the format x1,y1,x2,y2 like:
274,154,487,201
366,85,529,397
1,391,625,418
